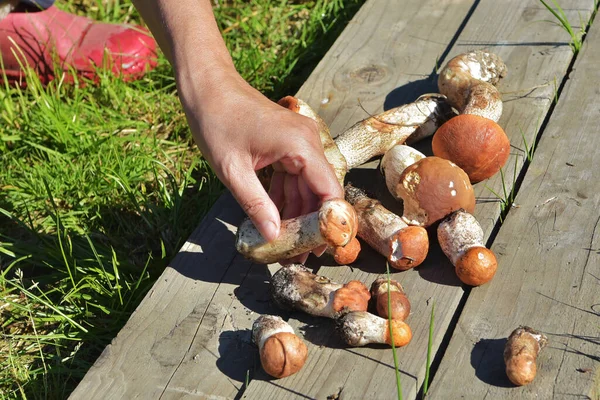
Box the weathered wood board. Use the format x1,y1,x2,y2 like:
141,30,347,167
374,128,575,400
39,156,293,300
70,0,598,398
427,15,600,399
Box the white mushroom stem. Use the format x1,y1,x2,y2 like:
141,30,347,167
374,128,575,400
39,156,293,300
437,209,485,265
345,185,429,270
236,198,357,264
337,311,412,347
438,51,507,122
334,94,451,169
271,264,370,319
381,145,425,201
278,96,347,185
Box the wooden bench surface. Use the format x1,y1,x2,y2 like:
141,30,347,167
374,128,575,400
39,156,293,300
70,0,600,399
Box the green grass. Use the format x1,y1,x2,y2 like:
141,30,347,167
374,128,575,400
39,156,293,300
422,302,435,397
539,0,585,54
386,262,403,400
0,0,363,397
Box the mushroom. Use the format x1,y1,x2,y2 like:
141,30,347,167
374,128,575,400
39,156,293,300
337,311,412,347
334,94,452,170
380,144,425,200
438,50,507,122
432,114,510,183
278,96,347,185
252,315,308,378
370,278,411,321
437,209,498,286
345,184,429,270
504,326,548,386
271,264,370,319
326,237,361,265
236,198,358,264
392,156,476,227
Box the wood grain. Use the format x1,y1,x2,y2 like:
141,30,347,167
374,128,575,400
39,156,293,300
427,13,600,399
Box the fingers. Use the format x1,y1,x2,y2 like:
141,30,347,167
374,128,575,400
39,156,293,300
227,166,281,242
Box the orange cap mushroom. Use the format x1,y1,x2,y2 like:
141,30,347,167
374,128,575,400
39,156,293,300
370,278,411,321
337,311,412,347
326,237,362,265
252,315,308,379
393,157,475,227
432,114,510,183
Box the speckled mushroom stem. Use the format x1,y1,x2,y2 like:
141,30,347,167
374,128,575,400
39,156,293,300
504,326,548,386
438,50,507,122
337,311,412,347
271,264,370,319
437,209,498,286
345,185,429,270
278,96,348,185
334,94,452,169
381,145,425,201
236,198,357,264
252,315,308,379
370,278,411,321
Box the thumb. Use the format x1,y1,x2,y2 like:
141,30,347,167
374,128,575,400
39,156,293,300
227,167,281,242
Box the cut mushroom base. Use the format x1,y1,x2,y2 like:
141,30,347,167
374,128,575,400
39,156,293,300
337,311,412,347
334,94,453,170
271,264,370,319
438,50,507,122
235,198,357,264
437,209,498,286
345,185,429,270
252,315,308,378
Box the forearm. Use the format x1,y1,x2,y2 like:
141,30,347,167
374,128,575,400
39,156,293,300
131,0,239,94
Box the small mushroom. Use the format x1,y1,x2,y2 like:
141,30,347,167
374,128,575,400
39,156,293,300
345,185,429,270
504,326,548,386
334,94,452,170
271,264,370,319
380,144,425,200
437,209,498,286
438,50,507,122
337,311,412,347
326,237,361,265
278,96,347,185
236,198,358,264
370,278,411,321
432,114,510,183
393,156,476,227
252,315,308,378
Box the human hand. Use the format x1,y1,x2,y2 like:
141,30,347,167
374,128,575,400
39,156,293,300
178,71,343,262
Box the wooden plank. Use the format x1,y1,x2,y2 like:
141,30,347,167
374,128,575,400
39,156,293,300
242,0,597,398
426,15,600,399
69,0,474,398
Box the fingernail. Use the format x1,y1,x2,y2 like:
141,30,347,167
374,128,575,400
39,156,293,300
258,220,279,242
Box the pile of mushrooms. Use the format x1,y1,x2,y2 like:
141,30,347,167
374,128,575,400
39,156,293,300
240,50,510,379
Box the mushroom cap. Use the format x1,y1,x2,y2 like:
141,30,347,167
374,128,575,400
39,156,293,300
370,279,411,321
432,114,510,183
455,246,498,286
504,326,548,386
504,353,537,386
260,332,308,378
331,280,371,314
329,237,361,265
388,226,429,270
395,157,475,226
318,199,358,247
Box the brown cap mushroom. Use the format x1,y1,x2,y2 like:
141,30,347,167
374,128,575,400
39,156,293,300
337,311,412,347
236,198,357,264
252,315,308,379
271,264,370,319
432,114,510,183
437,209,498,286
345,185,429,270
370,278,411,321
504,326,548,386
393,157,475,227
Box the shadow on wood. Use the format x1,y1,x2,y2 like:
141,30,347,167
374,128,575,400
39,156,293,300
470,338,513,388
